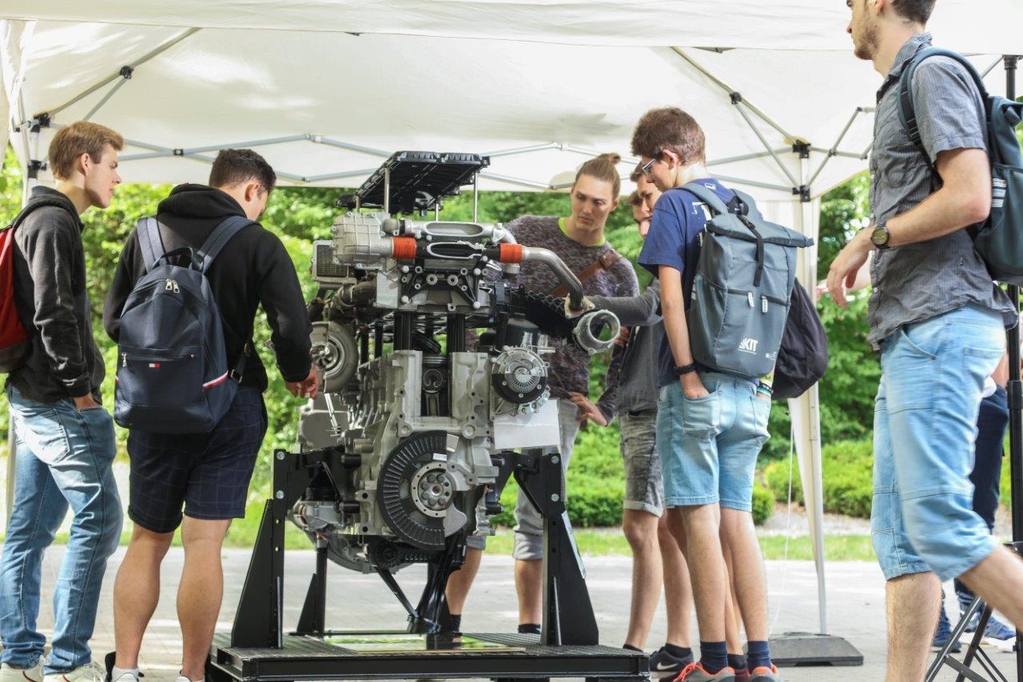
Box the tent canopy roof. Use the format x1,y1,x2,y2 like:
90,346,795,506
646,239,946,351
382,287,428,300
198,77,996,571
1,0,1019,201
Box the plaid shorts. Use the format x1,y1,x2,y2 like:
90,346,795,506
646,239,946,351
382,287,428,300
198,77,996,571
126,386,267,533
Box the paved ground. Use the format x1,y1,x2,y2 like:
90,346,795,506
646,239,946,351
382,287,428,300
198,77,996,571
13,544,1019,682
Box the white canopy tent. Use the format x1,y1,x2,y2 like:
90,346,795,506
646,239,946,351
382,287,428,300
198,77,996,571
2,0,1020,643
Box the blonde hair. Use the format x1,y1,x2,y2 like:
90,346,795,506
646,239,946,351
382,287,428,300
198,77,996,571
49,121,124,180
574,153,621,197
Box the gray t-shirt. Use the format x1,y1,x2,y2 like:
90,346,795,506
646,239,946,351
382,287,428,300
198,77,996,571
866,32,1014,349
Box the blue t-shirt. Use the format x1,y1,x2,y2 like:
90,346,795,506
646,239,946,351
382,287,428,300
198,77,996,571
637,178,738,387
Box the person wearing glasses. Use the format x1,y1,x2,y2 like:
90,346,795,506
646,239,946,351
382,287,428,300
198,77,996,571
443,153,639,637
633,107,778,682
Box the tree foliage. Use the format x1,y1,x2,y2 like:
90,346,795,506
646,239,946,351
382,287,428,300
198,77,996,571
0,147,881,515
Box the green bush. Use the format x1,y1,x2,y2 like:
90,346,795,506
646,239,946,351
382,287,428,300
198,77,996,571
761,438,874,519
762,456,803,505
751,482,775,525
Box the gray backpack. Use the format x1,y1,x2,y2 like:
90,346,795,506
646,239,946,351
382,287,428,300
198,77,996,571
683,182,813,380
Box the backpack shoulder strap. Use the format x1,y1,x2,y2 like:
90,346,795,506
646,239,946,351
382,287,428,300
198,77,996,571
898,48,988,171
680,182,731,217
197,215,253,272
136,217,165,274
5,197,77,233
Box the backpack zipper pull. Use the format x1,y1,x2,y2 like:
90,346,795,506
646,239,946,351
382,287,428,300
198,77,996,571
747,292,754,307
122,352,127,367
761,296,768,313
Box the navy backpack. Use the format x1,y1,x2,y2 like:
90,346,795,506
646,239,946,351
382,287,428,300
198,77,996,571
114,215,250,433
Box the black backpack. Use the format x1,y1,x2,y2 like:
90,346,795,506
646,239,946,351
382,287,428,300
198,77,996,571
897,47,1023,284
772,278,828,400
0,198,77,373
113,215,250,433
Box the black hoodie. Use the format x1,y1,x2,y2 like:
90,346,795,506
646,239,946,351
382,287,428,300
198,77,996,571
104,184,312,391
7,186,105,403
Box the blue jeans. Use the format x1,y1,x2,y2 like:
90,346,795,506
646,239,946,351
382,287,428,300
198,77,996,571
656,372,770,511
0,387,122,674
871,305,1004,582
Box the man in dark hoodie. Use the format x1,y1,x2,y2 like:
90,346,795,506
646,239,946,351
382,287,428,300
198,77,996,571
103,149,317,682
1,121,124,682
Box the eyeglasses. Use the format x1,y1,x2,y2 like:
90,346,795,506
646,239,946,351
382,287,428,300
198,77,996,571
640,154,660,177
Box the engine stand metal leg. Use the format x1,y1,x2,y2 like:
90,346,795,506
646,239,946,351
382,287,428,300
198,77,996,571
296,540,329,635
515,448,598,646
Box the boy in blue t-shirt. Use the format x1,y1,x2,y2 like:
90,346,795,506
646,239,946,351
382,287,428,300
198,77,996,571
634,107,778,682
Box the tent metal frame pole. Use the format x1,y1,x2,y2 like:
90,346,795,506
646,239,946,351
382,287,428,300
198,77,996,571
6,89,32,525
1000,52,1023,682
670,47,796,142
729,103,801,189
476,171,550,190
805,107,873,188
711,175,791,194
706,149,790,168
483,142,560,158
45,27,199,120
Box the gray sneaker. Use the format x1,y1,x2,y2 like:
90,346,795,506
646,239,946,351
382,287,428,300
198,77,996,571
749,664,782,682
0,663,43,682
676,662,735,681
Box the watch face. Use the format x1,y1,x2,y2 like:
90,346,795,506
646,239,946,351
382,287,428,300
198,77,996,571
871,226,888,247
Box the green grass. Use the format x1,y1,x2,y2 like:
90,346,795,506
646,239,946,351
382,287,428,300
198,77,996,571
9,501,879,561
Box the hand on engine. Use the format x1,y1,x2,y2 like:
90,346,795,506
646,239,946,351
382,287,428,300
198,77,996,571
287,366,321,400
568,391,608,428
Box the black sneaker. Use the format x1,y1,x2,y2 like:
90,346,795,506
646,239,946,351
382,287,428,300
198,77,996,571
649,647,694,680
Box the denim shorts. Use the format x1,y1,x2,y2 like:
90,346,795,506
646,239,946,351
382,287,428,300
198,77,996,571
872,304,1005,582
620,410,664,516
656,372,770,511
126,386,267,533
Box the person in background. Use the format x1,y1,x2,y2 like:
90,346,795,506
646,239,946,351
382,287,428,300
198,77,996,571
443,153,639,635
104,149,318,682
635,106,779,682
0,121,125,682
830,1,1023,678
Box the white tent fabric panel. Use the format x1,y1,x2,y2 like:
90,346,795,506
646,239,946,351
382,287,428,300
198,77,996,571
1,0,1019,53
6,23,883,196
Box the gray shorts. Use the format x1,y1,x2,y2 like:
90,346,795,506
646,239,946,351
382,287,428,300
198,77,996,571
464,398,579,557
619,409,664,517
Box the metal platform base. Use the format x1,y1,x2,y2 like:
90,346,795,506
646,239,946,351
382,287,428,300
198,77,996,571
769,632,864,667
208,631,649,681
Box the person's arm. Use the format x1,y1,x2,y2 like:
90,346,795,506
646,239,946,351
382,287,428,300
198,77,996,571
256,231,315,389
826,148,989,307
659,264,706,399
22,214,95,401
587,280,661,327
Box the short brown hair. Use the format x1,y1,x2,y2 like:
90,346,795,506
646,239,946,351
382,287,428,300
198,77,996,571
631,107,706,165
574,153,621,197
891,0,935,24
628,190,643,207
209,149,277,194
48,121,124,181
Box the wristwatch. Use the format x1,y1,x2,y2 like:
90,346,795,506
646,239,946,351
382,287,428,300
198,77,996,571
870,221,891,250
673,362,697,376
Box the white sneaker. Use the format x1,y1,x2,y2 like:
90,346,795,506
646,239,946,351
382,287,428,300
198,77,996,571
176,676,202,682
110,673,140,682
0,663,43,682
42,662,105,682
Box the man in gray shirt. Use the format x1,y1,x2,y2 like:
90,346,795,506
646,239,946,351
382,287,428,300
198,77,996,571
828,1,1021,679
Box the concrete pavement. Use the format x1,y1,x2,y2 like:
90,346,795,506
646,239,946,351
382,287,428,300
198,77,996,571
14,544,1020,682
